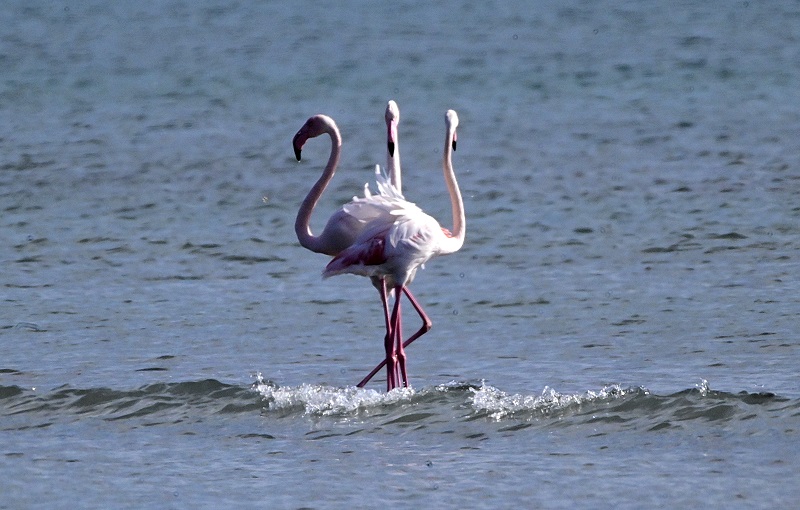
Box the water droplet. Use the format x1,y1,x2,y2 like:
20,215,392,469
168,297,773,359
459,272,465,278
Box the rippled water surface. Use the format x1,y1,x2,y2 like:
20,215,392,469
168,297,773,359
2,1,800,507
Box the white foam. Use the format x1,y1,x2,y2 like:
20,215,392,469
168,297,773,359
254,377,416,416
470,382,627,419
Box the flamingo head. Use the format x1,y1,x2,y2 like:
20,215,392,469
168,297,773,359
292,114,337,161
446,110,459,151
385,100,400,157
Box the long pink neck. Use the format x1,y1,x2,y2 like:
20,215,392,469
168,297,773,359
294,121,341,253
388,120,402,193
440,118,465,254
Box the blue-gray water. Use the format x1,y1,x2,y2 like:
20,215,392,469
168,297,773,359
2,1,799,508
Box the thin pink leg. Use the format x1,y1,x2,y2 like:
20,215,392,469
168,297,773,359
391,286,408,388
382,281,398,392
357,287,432,389
357,355,386,388
357,279,393,388
400,288,432,348
356,286,394,388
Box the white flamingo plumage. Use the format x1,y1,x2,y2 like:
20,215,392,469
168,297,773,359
323,110,465,391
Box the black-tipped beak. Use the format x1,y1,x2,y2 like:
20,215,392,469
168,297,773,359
294,147,302,161
452,140,457,152
388,141,395,158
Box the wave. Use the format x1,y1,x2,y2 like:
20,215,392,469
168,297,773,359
0,379,262,428
467,380,800,431
1,376,797,432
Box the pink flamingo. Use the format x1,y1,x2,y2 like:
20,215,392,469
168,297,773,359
292,105,429,388
324,110,465,391
359,100,436,389
354,100,436,388
290,110,406,370
292,103,405,256
292,113,396,256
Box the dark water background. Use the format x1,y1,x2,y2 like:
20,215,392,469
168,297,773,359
2,1,799,507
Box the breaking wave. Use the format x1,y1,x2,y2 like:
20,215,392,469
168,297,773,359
2,375,797,432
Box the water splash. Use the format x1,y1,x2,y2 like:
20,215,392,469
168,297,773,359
3,375,790,431
470,382,629,419
696,378,711,396
254,373,415,416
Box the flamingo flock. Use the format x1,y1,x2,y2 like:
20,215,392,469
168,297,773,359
290,101,465,391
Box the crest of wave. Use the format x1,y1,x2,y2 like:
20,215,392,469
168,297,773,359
254,375,415,416
471,382,628,419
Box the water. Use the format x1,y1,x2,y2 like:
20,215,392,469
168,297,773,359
2,0,800,507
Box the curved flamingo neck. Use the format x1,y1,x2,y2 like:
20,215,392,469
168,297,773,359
440,112,465,255
294,118,341,254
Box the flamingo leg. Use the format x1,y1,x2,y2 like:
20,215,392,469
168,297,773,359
356,287,432,389
379,280,394,373
392,286,409,388
356,278,394,388
380,280,398,392
400,288,432,348
357,353,385,388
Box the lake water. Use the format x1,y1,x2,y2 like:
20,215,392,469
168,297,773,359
2,1,800,508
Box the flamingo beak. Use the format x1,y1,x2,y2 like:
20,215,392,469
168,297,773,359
387,121,397,157
292,131,305,161
452,131,457,152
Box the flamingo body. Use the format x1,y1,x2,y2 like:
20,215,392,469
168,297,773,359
323,203,448,288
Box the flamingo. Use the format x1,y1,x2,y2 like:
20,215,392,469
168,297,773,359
354,100,434,388
292,114,396,256
357,100,436,389
290,111,402,375
292,106,407,256
324,110,465,391
292,106,433,390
